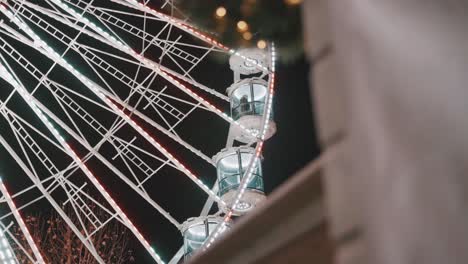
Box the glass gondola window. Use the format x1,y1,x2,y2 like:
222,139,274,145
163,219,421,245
228,78,269,120
213,147,266,214
216,148,264,197
181,217,228,260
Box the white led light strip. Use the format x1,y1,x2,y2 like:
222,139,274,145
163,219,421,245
201,43,277,250
0,179,45,263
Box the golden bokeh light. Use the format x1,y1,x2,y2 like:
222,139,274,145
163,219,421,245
284,0,303,5
237,20,249,32
242,32,253,40
215,6,227,18
257,40,267,49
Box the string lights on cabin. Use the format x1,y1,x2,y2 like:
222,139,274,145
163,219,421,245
202,43,277,251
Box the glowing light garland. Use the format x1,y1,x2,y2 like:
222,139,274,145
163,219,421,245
202,43,276,250
0,178,45,263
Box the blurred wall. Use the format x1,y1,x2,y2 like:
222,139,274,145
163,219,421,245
304,1,468,263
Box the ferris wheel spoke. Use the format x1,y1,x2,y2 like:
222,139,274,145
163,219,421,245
0,221,36,263
2,5,220,167
51,0,231,101
57,40,197,130
0,108,64,153
94,4,167,22
108,138,153,195
0,141,106,217
105,90,215,164
62,180,122,239
0,42,188,185
0,119,140,224
0,26,30,45
74,47,202,127
0,135,107,264
72,45,215,165
23,89,183,228
0,12,233,221
0,108,150,225
1,107,65,179
44,0,132,48
1,90,121,249
110,0,230,50
0,166,77,222
143,88,181,136
2,112,41,180
0,0,278,260
65,0,229,94
1,57,209,231
50,86,92,145
21,0,236,116
39,85,221,208
0,59,165,264
9,2,238,138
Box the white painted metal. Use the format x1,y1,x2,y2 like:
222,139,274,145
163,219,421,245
0,0,276,262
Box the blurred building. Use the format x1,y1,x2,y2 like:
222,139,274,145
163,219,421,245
191,1,468,263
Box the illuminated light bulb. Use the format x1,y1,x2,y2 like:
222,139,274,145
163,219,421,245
215,6,227,18
257,39,267,49
242,31,253,40
237,20,249,32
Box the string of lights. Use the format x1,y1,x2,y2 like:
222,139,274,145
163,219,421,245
202,43,276,250
0,179,45,263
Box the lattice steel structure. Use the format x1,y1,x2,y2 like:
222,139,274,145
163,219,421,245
0,0,276,263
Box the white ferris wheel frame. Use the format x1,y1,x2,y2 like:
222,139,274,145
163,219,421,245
0,0,276,263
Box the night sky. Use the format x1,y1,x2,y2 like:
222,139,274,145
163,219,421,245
0,1,319,262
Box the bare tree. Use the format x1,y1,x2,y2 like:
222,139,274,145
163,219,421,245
11,203,135,263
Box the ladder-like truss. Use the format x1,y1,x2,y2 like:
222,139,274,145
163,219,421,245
0,0,275,263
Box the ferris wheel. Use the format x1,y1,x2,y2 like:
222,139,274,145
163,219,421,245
0,0,277,263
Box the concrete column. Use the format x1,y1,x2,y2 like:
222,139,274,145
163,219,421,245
306,0,468,263
303,1,365,264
